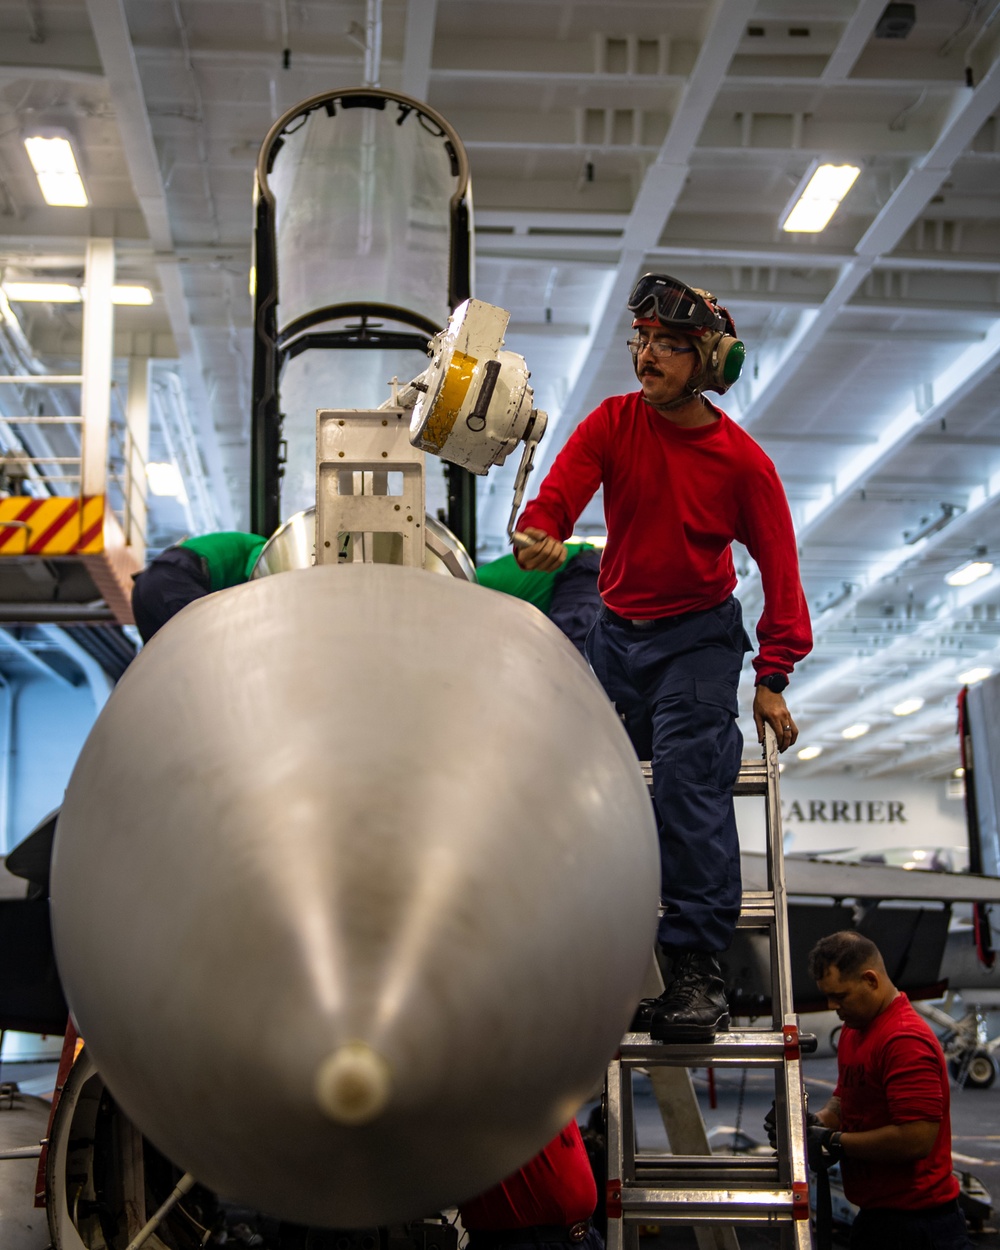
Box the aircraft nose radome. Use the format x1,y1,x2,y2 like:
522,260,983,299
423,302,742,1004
49,563,660,1228
315,1042,393,1125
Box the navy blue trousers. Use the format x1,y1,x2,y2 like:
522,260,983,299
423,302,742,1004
585,597,750,952
850,1200,972,1249
131,547,211,644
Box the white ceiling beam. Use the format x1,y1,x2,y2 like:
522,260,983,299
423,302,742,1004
794,656,967,746
129,47,374,69
523,0,753,466
462,128,954,159
477,232,1000,283
0,63,102,85
737,44,1000,430
797,318,1000,540
788,557,1000,713
475,0,757,543
801,709,964,779
429,66,953,93
861,742,962,780
84,0,171,250
802,489,1000,638
84,0,234,528
401,0,438,102
820,0,891,83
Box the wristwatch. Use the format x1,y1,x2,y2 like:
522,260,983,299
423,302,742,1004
757,673,788,694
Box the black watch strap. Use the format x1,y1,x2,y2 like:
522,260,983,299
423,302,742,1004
757,673,788,694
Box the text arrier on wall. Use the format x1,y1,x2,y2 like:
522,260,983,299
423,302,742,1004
783,800,906,824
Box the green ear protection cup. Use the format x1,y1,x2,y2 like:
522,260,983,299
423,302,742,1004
716,336,745,390
690,332,745,394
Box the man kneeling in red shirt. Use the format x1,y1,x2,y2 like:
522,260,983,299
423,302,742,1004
808,930,972,1249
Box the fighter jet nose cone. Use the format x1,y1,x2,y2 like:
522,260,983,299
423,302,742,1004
51,564,659,1227
315,1042,393,1125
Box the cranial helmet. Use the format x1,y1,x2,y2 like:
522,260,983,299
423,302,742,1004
627,272,745,396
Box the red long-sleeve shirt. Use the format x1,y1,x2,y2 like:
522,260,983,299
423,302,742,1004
458,1121,597,1230
834,993,959,1211
517,392,812,679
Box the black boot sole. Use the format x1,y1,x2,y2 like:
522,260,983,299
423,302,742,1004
649,1012,731,1043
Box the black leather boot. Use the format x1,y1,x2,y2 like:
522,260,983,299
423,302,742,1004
645,950,730,1043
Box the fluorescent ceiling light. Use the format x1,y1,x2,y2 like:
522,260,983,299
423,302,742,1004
957,666,992,685
23,134,88,207
781,163,861,233
112,285,153,305
3,281,80,302
146,462,185,498
1,282,153,306
893,697,924,717
797,745,823,760
945,559,993,586
954,767,965,777
841,722,870,740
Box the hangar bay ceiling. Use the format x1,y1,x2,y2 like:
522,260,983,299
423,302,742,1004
0,0,998,781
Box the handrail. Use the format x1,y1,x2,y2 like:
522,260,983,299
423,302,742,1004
0,415,82,424
0,386,150,555
0,375,83,385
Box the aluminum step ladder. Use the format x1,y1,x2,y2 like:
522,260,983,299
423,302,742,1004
605,724,813,1250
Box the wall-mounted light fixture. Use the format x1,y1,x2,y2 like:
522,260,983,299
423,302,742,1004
23,131,88,207
781,162,861,233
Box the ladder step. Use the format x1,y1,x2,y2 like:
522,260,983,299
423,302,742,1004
655,890,776,924
619,1029,798,1066
618,1187,804,1222
613,731,809,1240
640,759,769,796
636,1154,779,1183
736,890,775,925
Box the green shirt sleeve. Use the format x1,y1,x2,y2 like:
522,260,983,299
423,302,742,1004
180,532,268,591
475,543,593,613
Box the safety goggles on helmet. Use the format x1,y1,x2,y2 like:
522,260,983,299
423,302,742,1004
627,273,726,335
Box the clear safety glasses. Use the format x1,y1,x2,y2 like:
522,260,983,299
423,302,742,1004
626,336,696,361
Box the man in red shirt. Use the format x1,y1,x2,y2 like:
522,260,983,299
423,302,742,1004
458,1120,603,1250
808,931,972,1249
515,272,811,1041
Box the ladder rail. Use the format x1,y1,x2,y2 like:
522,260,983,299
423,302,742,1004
609,724,815,1250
